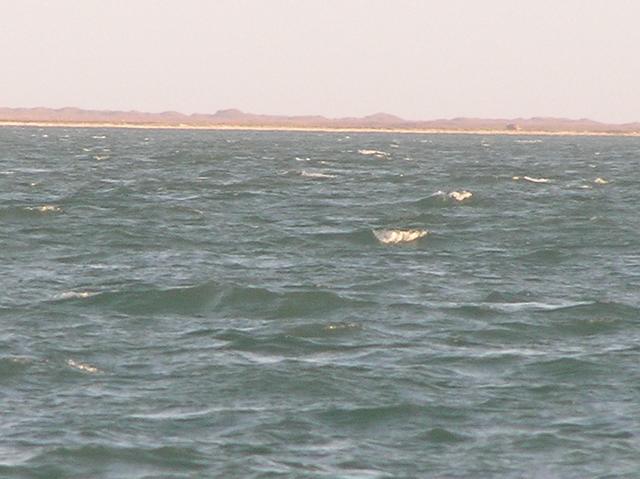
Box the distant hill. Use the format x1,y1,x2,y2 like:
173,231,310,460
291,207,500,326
1,106,639,133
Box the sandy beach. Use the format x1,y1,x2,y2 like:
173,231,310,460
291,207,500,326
1,120,639,137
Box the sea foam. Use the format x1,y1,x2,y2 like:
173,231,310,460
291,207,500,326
523,176,551,183
67,359,100,374
449,190,473,201
26,205,62,213
301,170,336,179
373,229,428,244
57,291,98,300
358,149,390,159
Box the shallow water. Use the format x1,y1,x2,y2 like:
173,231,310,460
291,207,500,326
2,127,640,478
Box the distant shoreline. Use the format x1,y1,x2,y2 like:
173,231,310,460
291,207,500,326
2,120,639,137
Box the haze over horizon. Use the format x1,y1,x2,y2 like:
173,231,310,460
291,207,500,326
1,0,639,123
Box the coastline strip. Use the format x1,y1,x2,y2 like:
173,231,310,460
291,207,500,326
1,120,639,137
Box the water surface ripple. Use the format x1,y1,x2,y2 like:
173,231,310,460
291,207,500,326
2,127,640,478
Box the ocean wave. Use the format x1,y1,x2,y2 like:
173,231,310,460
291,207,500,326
286,321,362,338
532,300,640,319
438,299,596,316
372,229,428,244
25,205,63,213
411,190,474,208
512,176,551,183
54,281,371,319
411,191,448,208
308,227,386,246
448,190,473,202
66,359,101,374
0,204,63,220
300,170,336,179
56,291,98,300
443,299,639,322
358,149,390,159
214,328,367,359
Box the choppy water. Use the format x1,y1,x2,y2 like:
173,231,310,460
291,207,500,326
2,127,640,478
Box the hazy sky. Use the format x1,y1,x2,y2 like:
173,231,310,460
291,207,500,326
1,0,639,122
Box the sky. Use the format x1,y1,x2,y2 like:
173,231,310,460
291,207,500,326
1,0,639,123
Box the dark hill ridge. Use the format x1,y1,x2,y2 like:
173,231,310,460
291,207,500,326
1,106,639,133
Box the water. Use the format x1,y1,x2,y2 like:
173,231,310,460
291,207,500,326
2,127,640,478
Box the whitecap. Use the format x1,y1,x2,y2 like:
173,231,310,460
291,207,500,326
300,170,336,179
92,135,107,139
324,322,360,332
449,190,473,201
57,291,98,300
373,229,428,245
27,205,62,213
489,300,593,313
594,177,609,185
358,149,390,159
67,359,100,374
128,408,218,420
522,176,551,183
237,351,285,365
295,156,310,161
93,155,110,161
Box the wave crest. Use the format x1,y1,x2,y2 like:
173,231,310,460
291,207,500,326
300,170,336,179
373,229,428,244
55,281,370,319
512,176,551,183
358,149,390,159
448,190,473,202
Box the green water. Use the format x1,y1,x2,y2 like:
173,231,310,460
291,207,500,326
1,127,640,478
